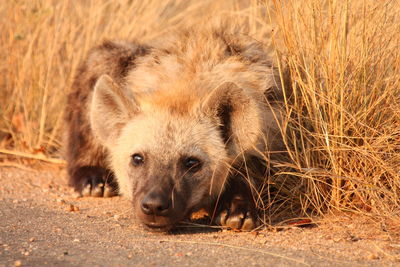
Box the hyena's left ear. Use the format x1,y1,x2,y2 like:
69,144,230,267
201,82,263,156
90,74,139,146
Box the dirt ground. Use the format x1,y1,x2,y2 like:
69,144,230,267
0,165,399,267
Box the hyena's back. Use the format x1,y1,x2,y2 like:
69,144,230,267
64,41,149,196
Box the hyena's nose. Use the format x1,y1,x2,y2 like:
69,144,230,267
141,191,170,216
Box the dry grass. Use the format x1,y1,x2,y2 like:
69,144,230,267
1,0,399,223
270,0,400,219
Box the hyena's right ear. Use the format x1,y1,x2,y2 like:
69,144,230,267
90,74,139,146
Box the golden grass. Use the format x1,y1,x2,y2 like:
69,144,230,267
271,0,400,218
1,0,399,222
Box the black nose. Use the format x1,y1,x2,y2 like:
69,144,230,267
141,191,170,216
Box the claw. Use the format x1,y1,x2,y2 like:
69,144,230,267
91,183,104,197
215,209,228,226
242,216,256,231
103,184,118,198
81,184,91,197
226,216,242,229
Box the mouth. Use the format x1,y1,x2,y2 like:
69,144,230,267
133,195,187,232
143,222,173,232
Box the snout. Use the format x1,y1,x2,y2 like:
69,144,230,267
140,190,171,216
135,188,185,231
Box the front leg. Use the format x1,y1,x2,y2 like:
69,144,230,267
69,166,119,197
210,176,259,231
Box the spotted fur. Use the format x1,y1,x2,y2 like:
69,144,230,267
64,26,284,231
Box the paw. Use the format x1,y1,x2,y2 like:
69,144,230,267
71,166,118,197
214,195,259,231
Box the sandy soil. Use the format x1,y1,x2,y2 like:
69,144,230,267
0,165,399,267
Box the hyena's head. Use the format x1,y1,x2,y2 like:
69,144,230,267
90,75,264,231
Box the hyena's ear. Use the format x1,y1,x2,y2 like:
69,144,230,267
202,82,262,155
90,74,139,146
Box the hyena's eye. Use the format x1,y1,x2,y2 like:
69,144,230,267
183,157,202,173
131,153,144,166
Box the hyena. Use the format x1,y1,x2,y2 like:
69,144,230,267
64,26,284,231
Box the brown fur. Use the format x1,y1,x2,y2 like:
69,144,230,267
64,41,149,195
64,26,284,230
